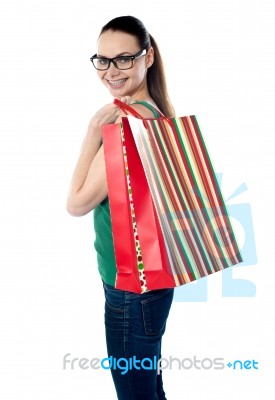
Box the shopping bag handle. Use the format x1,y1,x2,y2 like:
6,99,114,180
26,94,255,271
114,98,166,119
114,98,143,119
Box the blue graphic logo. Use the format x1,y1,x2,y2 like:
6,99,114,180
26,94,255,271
174,174,257,302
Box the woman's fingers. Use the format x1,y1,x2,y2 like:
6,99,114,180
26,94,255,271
119,96,134,104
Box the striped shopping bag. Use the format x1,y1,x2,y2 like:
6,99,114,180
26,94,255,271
102,99,243,293
127,113,243,286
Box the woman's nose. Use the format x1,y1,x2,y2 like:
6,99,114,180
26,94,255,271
108,62,120,76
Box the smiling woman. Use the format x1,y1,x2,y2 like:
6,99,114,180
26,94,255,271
66,15,175,400
95,30,154,98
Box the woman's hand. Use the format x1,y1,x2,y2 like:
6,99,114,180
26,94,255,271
118,96,134,105
89,96,134,128
90,102,119,127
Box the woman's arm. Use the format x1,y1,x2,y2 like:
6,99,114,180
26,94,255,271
66,100,156,217
66,102,120,216
66,124,106,216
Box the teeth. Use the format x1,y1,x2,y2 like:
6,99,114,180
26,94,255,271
109,79,127,85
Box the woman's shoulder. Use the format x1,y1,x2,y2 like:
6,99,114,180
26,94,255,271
130,100,161,118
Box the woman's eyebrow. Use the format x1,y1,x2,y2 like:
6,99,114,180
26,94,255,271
97,51,133,58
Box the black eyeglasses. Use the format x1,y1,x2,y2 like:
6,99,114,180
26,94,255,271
90,49,147,71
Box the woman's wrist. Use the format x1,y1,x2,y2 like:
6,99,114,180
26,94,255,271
79,122,102,152
87,119,102,140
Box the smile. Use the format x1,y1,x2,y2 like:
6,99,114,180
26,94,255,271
107,78,128,87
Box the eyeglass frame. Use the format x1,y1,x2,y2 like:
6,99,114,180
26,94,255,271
90,49,147,71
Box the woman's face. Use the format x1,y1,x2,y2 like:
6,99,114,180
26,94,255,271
96,30,153,99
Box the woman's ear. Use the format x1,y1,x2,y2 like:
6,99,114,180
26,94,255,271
146,47,154,68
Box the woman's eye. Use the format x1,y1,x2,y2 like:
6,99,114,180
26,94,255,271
99,59,108,65
118,57,130,64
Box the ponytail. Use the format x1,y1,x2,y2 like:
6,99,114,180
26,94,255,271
147,35,175,117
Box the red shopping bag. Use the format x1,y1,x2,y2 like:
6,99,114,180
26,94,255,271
102,117,176,293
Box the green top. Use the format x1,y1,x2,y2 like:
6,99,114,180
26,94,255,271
93,101,161,286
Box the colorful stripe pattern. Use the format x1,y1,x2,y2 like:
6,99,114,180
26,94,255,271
128,115,243,285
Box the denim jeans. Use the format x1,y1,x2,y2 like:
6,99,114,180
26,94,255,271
103,282,174,400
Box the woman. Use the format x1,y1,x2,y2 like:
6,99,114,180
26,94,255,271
67,15,175,400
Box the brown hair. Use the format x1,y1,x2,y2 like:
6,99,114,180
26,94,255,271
99,16,175,117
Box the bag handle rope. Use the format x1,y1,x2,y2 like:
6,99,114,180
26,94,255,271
114,98,165,119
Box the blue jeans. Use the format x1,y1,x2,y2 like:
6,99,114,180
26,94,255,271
103,282,174,400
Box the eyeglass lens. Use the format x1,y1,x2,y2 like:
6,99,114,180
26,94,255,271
94,56,133,70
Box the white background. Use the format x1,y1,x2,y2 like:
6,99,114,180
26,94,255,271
0,0,274,399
